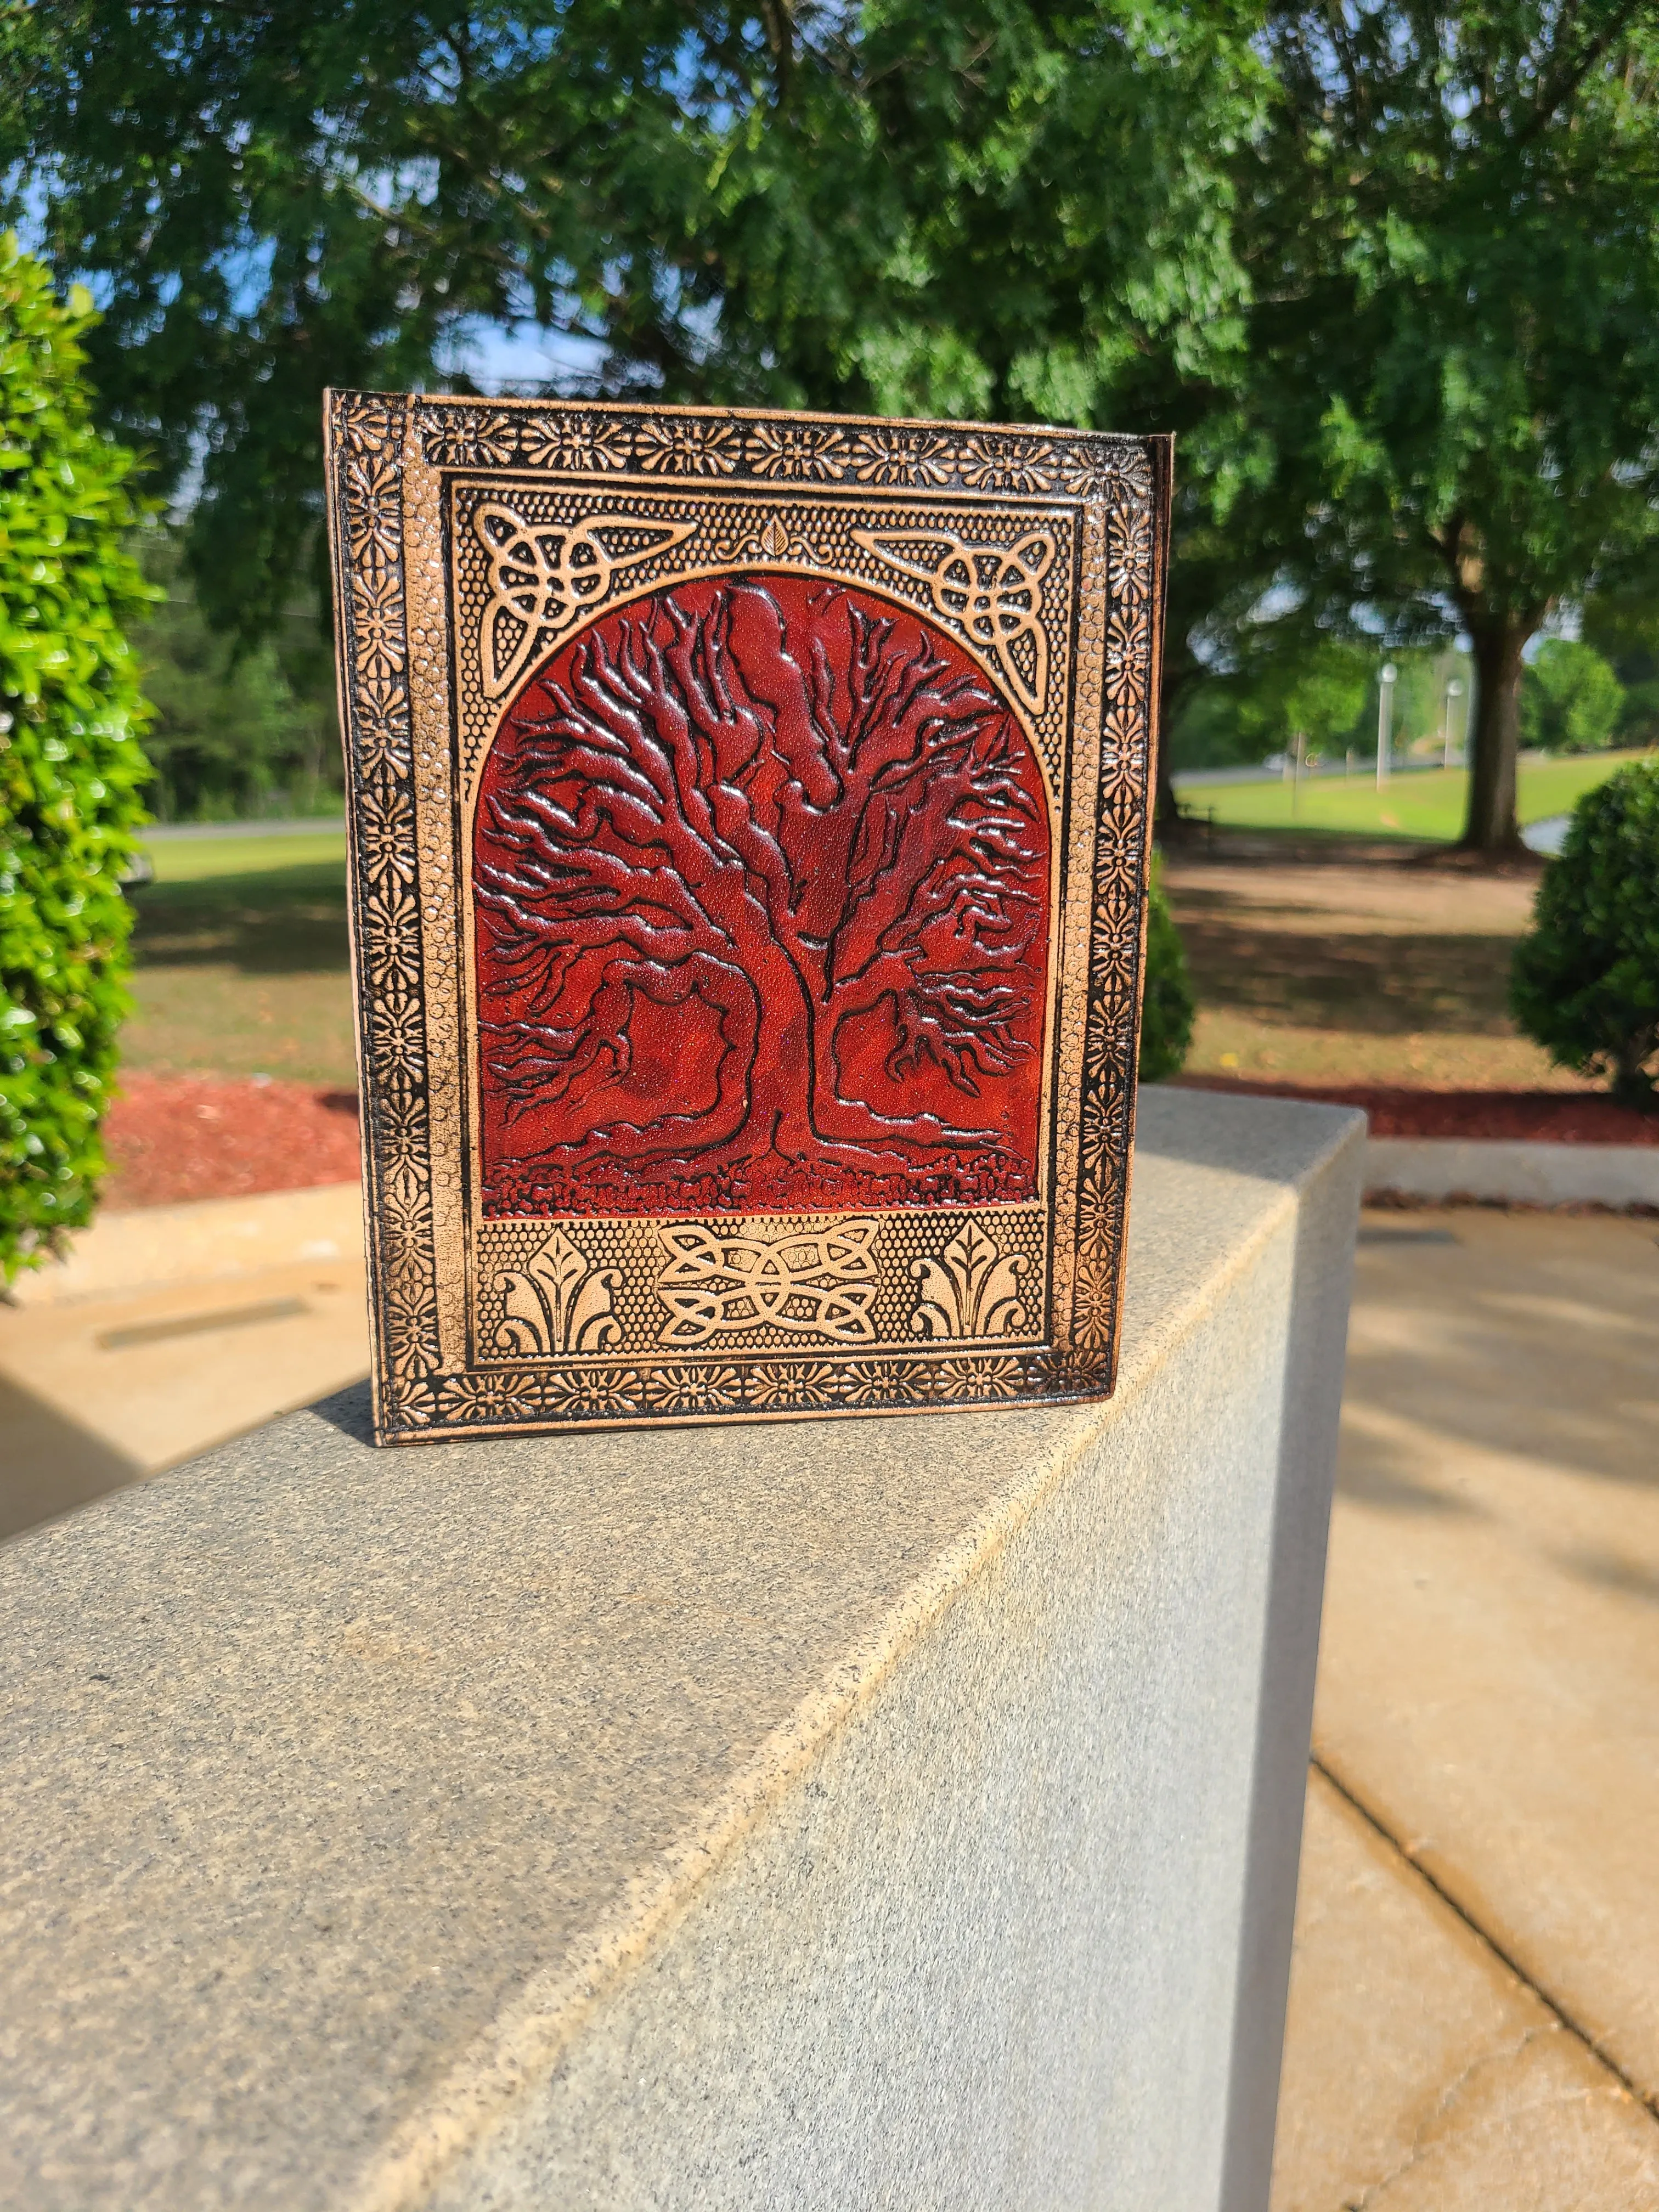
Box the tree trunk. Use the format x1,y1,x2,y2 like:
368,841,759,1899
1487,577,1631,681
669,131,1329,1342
1460,621,1530,853
1153,664,1192,844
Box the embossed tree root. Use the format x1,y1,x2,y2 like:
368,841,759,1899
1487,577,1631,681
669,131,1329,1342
475,575,1049,1205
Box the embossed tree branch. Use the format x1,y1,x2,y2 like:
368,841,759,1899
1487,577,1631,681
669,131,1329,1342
475,578,1046,1175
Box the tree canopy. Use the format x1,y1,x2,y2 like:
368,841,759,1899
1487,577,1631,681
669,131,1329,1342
7,0,1659,851
1232,0,1659,845
1521,638,1625,754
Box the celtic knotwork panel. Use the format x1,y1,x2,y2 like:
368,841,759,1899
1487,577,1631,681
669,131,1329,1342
655,1220,879,1346
328,393,1166,1440
473,504,697,697
852,526,1054,714
444,483,1077,797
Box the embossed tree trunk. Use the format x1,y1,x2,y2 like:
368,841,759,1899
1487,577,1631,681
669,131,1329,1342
472,574,1051,1216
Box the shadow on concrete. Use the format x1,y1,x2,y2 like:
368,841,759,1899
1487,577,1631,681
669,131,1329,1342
0,1374,144,1545
1341,1296,1659,1493
1553,1544,1659,1610
307,1380,376,1448
1335,1438,1485,1517
1213,1098,1365,2211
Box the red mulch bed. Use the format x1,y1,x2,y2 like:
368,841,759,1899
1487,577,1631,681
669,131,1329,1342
103,1074,363,1211
1174,1077,1659,1145
95,1069,1658,1214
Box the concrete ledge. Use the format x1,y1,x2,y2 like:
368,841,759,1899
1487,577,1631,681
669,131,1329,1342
0,1090,1363,2212
9,1182,366,1308
1365,1136,1659,1210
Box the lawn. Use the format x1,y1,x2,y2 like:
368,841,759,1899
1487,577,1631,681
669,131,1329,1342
125,828,356,1085
119,820,1570,1098
142,826,347,883
1176,749,1650,840
1163,849,1583,1091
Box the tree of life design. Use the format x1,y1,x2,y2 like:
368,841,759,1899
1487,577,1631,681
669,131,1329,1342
472,572,1051,1217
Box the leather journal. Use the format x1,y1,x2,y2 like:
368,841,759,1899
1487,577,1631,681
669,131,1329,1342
325,393,1170,1441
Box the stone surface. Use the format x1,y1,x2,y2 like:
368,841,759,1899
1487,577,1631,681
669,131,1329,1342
9,1178,365,1307
0,1089,1362,2211
1272,1770,1659,2211
1316,1207,1659,2107
1364,1135,1659,1206
0,1181,369,1541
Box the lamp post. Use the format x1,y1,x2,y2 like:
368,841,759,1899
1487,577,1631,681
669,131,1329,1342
1443,676,1466,769
1376,662,1397,787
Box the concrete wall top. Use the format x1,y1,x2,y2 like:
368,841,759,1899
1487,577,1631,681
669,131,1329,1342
0,1088,1363,2212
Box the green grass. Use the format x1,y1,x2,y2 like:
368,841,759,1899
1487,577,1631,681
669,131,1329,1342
123,834,356,1085
1177,749,1652,841
140,826,347,883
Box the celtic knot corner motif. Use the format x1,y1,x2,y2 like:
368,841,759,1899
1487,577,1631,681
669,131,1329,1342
909,1221,1031,1340
852,527,1055,714
654,1221,879,1346
493,1227,621,1356
473,504,696,697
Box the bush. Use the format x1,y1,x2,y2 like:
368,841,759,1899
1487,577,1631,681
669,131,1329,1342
0,236,152,1279
1139,853,1197,1082
1510,760,1659,1110
1520,639,1625,754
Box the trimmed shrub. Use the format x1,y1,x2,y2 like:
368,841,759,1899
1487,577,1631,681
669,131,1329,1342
1,236,153,1279
1520,638,1624,755
1510,760,1659,1110
1139,852,1197,1083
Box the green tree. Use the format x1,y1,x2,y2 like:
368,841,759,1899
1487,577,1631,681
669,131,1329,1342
132,531,340,820
1169,634,1370,772
0,235,151,1277
1520,638,1624,755
2,3,1263,651
1273,642,1372,760
1234,0,1659,852
1582,591,1659,747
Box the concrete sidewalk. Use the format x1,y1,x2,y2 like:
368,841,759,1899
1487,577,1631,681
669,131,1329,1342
1273,1209,1659,2209
0,1184,368,1543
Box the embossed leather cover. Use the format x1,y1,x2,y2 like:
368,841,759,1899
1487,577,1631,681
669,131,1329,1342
324,394,1170,1442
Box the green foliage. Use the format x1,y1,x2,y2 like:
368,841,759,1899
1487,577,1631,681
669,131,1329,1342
132,529,339,820
1511,761,1659,1108
1582,592,1659,746
1214,1,1659,847
12,3,1659,859
1615,682,1659,749
1138,856,1195,1084
0,234,152,1276
1520,639,1625,755
1169,641,1468,772
3,1,1260,650
1170,642,1368,772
